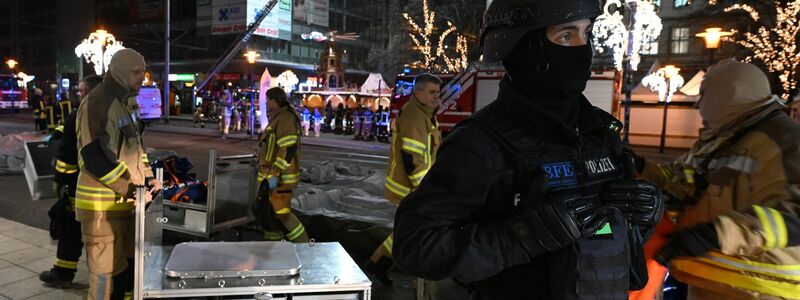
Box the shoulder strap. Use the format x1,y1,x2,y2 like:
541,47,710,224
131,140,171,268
454,111,541,195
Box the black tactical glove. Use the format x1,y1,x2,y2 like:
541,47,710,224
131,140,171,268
604,179,665,226
509,190,609,258
655,222,719,266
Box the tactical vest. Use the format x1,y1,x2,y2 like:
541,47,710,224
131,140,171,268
460,104,642,299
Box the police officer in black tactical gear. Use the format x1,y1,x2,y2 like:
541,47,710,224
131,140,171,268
392,0,665,299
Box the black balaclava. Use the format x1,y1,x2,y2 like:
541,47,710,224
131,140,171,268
502,29,593,127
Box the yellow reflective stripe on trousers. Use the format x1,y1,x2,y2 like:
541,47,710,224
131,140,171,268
258,172,267,182
672,255,800,299
275,207,291,215
141,153,149,164
281,173,299,184
754,205,788,249
76,186,131,211
277,135,298,147
409,168,429,187
54,125,64,133
384,177,411,198
75,199,132,211
98,162,128,186
274,157,290,170
401,137,426,156
287,224,306,241
382,236,393,254
55,259,79,269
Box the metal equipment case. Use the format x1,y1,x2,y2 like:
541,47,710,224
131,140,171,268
161,149,255,238
23,140,57,201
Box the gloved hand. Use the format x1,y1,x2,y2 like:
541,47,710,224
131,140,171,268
655,222,719,266
43,133,54,145
267,176,278,190
509,190,609,258
603,179,664,226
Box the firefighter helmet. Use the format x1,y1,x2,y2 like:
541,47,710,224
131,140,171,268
480,0,601,63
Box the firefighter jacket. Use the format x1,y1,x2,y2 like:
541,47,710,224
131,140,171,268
641,104,800,299
392,79,642,298
54,110,80,207
33,96,46,119
57,100,73,125
383,97,441,204
44,98,57,130
257,106,301,189
75,77,152,221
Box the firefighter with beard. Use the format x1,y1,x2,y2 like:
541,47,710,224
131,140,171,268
75,49,159,300
391,0,665,298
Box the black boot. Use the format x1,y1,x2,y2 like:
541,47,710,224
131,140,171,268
363,257,393,286
39,266,76,288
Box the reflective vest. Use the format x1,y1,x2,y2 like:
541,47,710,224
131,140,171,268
384,98,440,204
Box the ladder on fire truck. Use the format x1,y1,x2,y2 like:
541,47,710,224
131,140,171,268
194,0,279,93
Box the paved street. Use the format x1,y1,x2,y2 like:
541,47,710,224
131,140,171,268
0,112,684,299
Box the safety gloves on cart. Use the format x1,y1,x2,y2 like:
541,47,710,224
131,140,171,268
603,180,664,226
509,189,609,258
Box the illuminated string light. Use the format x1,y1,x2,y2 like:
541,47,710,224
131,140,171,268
724,4,760,21
642,65,684,103
725,1,800,98
74,30,125,75
592,0,662,71
404,0,469,73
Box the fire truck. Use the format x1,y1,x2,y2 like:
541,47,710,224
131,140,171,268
390,64,616,132
0,74,28,110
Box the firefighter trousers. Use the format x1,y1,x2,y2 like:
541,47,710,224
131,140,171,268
269,189,309,242
54,207,83,273
81,217,134,300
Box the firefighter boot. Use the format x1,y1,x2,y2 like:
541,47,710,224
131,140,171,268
39,266,76,288
363,257,393,286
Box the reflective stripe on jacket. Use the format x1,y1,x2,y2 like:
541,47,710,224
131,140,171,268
257,106,301,189
642,112,800,299
75,77,152,221
384,98,441,204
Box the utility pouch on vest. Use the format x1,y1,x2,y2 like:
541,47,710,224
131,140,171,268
550,211,630,300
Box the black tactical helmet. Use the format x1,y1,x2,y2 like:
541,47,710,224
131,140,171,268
480,0,602,63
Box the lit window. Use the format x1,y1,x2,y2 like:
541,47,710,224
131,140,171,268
643,40,659,55
671,27,690,54
674,0,690,8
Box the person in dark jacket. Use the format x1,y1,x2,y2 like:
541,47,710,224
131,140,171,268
40,75,103,287
391,0,664,299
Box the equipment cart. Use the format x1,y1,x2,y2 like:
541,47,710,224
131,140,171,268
133,177,371,300
161,149,255,238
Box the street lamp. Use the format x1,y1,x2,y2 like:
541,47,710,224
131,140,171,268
6,59,18,70
75,29,125,75
592,0,663,144
244,50,260,138
696,27,733,66
642,65,685,153
5,59,19,114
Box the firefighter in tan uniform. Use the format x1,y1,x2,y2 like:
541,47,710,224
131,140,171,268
364,74,442,285
635,60,800,299
256,87,309,242
76,49,156,300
